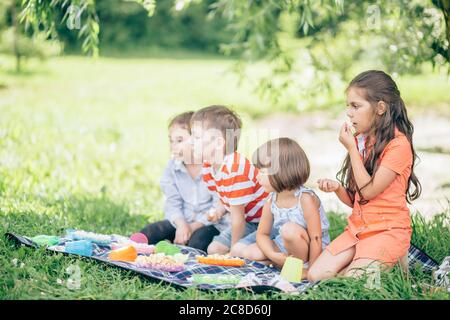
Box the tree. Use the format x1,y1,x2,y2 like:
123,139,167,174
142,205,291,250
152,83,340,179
0,0,61,72
433,0,450,61
19,0,99,57
207,0,449,105
17,0,449,61
16,0,450,105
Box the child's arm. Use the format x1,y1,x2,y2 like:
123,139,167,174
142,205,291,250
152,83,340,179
196,202,225,226
300,193,323,266
160,165,188,227
160,165,191,244
335,185,354,208
172,218,192,245
339,123,397,200
230,205,246,246
317,179,353,208
206,201,227,223
256,200,286,267
188,221,205,233
348,148,397,200
214,200,227,214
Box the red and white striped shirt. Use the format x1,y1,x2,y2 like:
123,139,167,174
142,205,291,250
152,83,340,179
202,152,269,223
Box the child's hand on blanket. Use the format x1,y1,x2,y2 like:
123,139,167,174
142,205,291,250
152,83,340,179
317,179,340,193
174,222,192,245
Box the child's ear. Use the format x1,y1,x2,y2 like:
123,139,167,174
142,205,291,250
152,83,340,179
376,101,388,116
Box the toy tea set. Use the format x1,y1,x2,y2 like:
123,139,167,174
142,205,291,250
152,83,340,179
29,230,305,288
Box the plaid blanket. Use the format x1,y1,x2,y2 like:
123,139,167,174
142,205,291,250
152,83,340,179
4,230,439,294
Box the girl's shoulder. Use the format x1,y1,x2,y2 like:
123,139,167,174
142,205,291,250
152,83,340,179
382,131,411,156
299,189,320,209
390,127,410,145
379,130,413,173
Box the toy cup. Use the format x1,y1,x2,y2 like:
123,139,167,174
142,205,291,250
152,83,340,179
108,245,137,262
65,240,93,257
130,232,148,244
280,256,303,283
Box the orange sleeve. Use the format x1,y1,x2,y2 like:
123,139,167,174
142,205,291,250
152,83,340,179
380,136,412,175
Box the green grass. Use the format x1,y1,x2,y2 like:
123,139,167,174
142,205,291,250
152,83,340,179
0,53,449,300
1,207,448,300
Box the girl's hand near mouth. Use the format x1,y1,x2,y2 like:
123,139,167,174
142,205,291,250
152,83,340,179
339,122,357,151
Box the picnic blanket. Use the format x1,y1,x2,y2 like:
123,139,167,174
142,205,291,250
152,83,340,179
4,230,440,294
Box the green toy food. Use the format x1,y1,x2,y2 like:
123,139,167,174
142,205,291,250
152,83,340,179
154,241,181,256
191,274,242,285
31,235,60,247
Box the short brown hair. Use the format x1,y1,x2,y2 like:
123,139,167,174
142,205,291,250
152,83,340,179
168,111,194,132
252,137,310,192
191,105,242,154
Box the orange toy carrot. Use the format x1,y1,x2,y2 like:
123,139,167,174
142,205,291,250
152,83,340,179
196,255,245,267
108,245,138,262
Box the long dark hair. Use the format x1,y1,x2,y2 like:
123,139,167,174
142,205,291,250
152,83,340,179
337,70,421,205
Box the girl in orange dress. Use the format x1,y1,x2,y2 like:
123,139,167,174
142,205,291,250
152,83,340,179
308,70,422,281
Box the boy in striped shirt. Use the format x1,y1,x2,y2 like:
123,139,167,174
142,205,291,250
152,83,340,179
191,105,269,258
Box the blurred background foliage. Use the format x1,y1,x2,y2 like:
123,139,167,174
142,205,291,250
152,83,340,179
0,0,448,111
57,0,234,54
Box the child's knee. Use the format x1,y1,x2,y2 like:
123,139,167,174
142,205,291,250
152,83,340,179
307,265,322,282
399,253,409,273
229,243,246,257
207,242,228,255
280,222,309,243
307,262,331,282
246,248,266,261
231,244,265,261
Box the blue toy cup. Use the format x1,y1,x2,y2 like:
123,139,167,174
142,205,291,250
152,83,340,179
65,229,76,240
65,240,93,257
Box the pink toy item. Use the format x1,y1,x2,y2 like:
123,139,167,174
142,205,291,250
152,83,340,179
130,232,148,244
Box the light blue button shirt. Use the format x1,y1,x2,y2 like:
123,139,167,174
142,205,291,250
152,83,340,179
160,159,229,230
